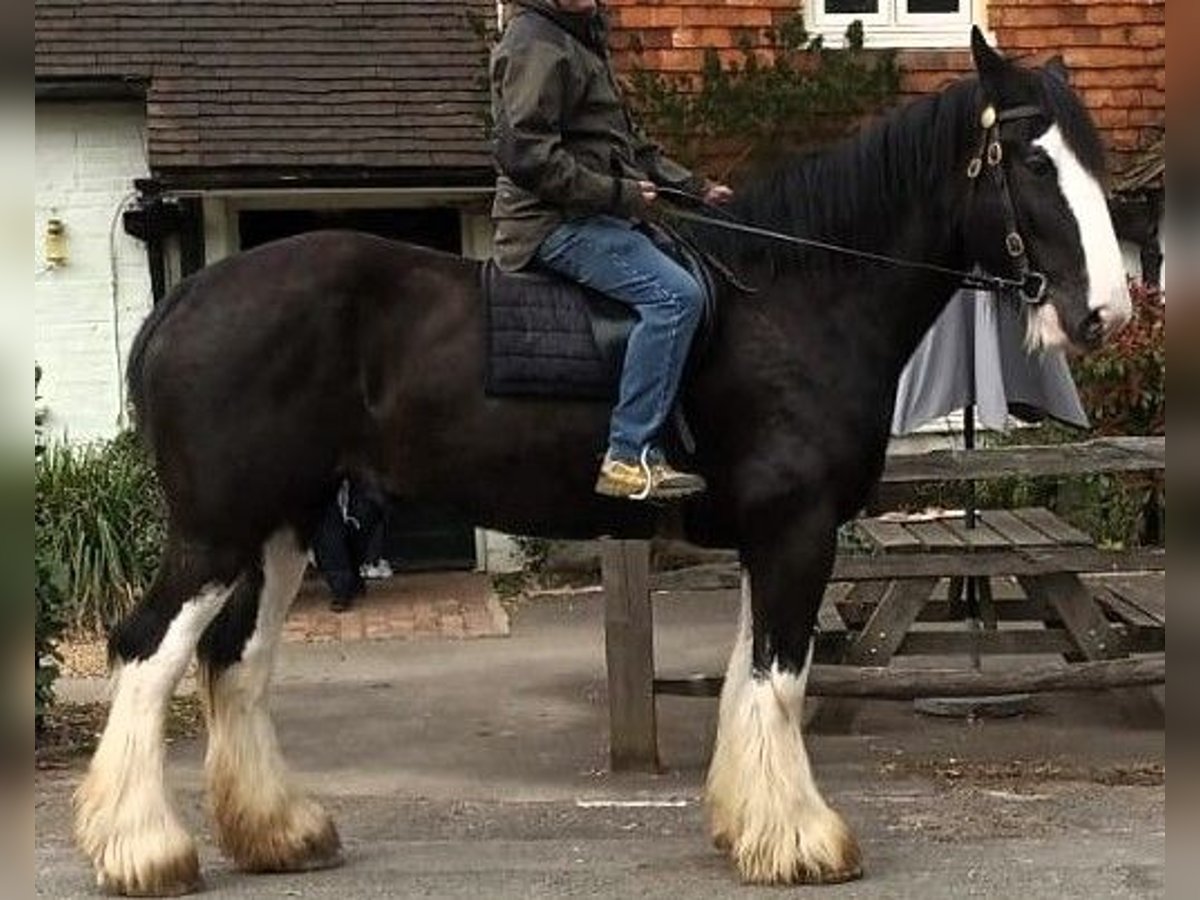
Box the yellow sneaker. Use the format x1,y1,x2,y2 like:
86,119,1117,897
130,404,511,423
595,450,706,501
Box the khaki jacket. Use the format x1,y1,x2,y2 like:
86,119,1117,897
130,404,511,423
490,0,704,270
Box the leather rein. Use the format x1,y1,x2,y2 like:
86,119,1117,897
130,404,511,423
658,103,1050,307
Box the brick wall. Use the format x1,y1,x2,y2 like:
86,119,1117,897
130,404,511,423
609,1,1165,164
607,0,798,71
35,102,153,441
989,0,1165,158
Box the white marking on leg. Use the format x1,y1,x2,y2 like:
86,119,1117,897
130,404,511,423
705,571,754,851
1035,125,1131,330
203,530,341,872
75,587,230,895
705,573,860,884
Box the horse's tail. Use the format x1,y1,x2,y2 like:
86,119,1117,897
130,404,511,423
126,278,191,442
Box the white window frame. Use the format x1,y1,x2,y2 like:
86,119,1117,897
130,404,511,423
809,0,990,49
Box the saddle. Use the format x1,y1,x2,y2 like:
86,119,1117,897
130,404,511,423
481,225,718,401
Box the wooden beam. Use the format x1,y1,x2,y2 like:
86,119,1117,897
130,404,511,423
831,547,1165,580
1019,572,1125,660
896,628,1078,656
808,657,1165,698
655,657,1164,699
601,540,659,772
880,436,1165,483
843,578,938,665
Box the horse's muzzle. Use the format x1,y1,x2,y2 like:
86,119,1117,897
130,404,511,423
1079,309,1106,350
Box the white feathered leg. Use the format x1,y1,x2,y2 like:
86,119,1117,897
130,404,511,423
75,588,231,896
201,530,342,873
705,573,861,884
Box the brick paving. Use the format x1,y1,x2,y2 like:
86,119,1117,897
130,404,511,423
283,571,510,644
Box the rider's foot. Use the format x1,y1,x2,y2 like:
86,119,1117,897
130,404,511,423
595,449,706,501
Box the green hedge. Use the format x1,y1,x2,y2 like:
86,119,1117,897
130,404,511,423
35,430,166,637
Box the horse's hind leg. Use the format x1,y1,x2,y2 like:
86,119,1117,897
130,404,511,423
706,514,862,885
196,528,342,874
75,535,241,896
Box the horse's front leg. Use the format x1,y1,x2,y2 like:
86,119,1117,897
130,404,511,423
705,513,862,885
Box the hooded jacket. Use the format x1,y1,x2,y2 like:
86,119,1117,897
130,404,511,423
489,0,705,270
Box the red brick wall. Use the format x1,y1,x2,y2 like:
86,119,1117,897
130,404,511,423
607,0,798,72
608,1,1165,163
989,0,1165,157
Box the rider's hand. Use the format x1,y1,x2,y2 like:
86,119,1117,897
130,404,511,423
704,183,734,205
638,180,658,204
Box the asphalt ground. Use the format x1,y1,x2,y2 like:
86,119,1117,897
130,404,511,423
36,588,1165,898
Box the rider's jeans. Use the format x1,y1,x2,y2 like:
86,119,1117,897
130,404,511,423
536,215,705,462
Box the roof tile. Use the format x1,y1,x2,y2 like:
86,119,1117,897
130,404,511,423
35,0,494,175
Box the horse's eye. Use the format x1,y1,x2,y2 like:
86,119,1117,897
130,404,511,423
1025,150,1054,176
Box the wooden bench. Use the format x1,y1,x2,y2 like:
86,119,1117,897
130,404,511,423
602,436,1165,771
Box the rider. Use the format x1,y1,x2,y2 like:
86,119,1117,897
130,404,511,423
489,0,732,501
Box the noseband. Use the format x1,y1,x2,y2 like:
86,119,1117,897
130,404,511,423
966,103,1049,306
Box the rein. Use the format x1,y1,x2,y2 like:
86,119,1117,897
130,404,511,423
656,103,1050,307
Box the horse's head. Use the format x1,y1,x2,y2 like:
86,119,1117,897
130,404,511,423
964,27,1131,353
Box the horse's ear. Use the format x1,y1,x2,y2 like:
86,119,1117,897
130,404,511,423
970,25,1008,90
1044,54,1070,83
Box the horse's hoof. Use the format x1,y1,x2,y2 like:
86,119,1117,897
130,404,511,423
76,783,203,896
216,796,343,874
91,846,202,897
729,808,863,886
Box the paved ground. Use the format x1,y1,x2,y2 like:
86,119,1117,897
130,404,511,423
284,572,511,643
36,585,1165,898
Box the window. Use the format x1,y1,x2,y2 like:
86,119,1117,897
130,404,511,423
811,0,983,48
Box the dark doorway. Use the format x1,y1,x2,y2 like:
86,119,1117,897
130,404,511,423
239,205,476,571
239,207,461,254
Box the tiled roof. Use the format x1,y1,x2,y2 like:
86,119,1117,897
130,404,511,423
35,0,494,178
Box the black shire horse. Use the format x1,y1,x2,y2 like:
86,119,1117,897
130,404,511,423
76,30,1130,895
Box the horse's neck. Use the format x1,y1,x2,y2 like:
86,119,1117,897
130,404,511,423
731,83,982,367
803,91,979,374
847,218,969,378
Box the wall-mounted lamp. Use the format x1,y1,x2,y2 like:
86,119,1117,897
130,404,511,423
45,218,68,267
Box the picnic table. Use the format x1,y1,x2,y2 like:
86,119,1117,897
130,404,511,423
602,436,1165,771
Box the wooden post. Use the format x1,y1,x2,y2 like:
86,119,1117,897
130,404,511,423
1020,572,1164,725
601,539,659,772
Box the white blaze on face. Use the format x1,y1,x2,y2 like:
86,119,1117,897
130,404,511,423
1033,125,1132,332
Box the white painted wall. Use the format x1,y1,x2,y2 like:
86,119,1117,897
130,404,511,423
34,101,151,442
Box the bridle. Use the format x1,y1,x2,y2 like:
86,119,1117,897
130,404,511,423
658,101,1052,307
965,102,1048,306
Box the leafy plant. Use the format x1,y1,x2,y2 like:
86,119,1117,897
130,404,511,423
35,430,166,636
35,364,66,723
1070,280,1165,437
35,535,68,726
624,15,900,178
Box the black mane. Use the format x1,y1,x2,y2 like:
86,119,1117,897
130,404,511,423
701,77,982,270
690,65,1105,271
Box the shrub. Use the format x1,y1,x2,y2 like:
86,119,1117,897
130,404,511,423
1070,280,1165,437
35,431,166,636
35,536,68,725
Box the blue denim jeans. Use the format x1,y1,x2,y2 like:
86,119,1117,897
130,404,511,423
536,215,705,462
